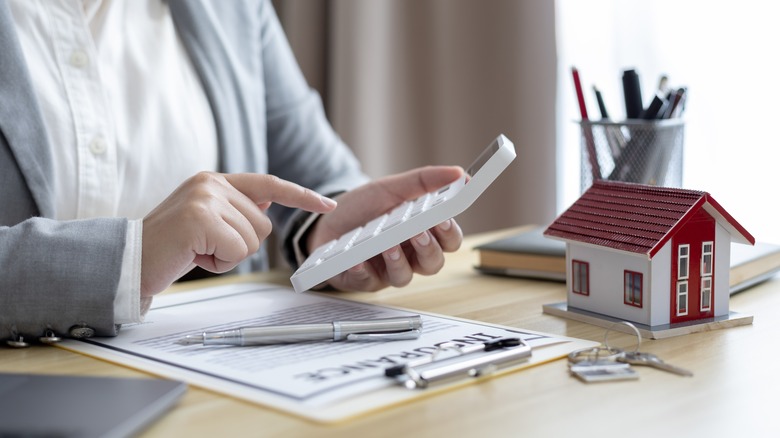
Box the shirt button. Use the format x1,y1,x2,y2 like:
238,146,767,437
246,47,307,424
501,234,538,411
89,137,107,155
69,49,90,68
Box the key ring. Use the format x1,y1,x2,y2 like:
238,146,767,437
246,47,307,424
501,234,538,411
567,345,624,365
568,321,642,366
603,321,642,354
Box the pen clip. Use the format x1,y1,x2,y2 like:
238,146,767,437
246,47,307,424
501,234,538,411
386,337,531,389
345,328,422,341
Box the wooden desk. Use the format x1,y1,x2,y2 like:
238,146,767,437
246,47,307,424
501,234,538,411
1,226,775,437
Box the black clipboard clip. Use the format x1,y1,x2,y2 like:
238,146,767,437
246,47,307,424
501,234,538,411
384,337,532,389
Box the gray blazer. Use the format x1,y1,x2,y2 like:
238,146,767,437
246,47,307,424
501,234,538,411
0,0,367,341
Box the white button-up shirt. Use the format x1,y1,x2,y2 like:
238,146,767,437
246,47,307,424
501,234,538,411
8,0,218,323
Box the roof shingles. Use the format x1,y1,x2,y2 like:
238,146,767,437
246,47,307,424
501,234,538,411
545,181,707,256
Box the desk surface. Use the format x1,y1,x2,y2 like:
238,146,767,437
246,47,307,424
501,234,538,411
1,226,775,437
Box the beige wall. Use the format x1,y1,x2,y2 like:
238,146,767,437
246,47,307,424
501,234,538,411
275,0,558,235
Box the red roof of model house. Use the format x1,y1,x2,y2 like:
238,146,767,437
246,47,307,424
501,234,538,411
544,180,754,258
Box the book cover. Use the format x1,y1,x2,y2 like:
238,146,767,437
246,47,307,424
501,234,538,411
474,227,565,281
729,240,780,293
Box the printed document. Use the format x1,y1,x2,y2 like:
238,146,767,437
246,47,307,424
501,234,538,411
59,282,596,423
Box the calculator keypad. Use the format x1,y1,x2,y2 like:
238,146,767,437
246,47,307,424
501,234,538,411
296,186,457,274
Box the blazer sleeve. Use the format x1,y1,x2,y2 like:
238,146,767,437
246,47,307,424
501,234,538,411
167,0,369,270
0,217,126,342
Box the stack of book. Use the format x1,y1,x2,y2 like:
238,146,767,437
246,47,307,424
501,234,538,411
474,226,780,294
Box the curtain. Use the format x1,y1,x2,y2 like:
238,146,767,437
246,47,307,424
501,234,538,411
273,0,558,235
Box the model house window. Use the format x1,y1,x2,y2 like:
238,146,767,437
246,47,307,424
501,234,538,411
700,241,713,312
572,260,589,295
678,244,690,279
677,281,689,316
701,241,714,276
624,271,642,307
701,277,712,311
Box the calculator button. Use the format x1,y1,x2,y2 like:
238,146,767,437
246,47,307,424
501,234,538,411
408,194,431,218
430,196,445,207
382,202,412,230
321,228,361,260
298,239,336,272
354,216,385,245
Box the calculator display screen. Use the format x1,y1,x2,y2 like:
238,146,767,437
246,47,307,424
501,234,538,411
465,139,499,178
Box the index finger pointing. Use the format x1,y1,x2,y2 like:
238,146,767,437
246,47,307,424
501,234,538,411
224,173,337,213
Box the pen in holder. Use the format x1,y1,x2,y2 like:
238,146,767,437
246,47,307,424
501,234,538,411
578,119,684,192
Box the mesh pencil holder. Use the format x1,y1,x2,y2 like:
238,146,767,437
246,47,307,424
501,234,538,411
579,119,684,192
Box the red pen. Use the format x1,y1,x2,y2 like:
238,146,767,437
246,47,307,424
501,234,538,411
572,67,590,120
572,67,601,180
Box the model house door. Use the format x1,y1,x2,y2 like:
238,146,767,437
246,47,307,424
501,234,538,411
671,211,715,324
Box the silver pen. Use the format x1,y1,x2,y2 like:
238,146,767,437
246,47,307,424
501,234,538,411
176,315,423,346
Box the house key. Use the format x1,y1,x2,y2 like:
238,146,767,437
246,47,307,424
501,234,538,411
618,351,693,377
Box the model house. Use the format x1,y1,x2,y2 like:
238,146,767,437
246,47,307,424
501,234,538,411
543,180,754,334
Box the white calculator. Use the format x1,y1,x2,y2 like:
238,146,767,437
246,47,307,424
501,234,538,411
290,134,516,292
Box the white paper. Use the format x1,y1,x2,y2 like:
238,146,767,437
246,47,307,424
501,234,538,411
59,282,597,423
